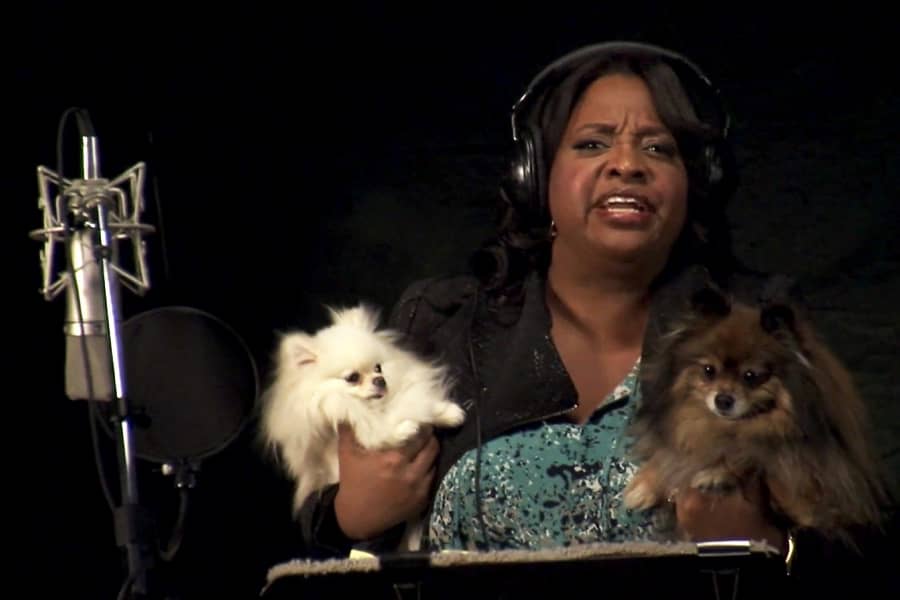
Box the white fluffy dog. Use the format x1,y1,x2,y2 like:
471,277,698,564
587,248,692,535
260,304,466,551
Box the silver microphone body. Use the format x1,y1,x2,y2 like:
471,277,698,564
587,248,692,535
64,231,118,400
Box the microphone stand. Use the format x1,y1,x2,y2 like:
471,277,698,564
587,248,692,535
80,134,153,598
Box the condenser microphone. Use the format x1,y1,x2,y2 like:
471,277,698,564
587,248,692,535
32,108,155,402
63,131,118,401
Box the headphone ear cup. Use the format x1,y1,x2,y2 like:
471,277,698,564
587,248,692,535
503,125,543,225
703,138,737,199
704,144,723,188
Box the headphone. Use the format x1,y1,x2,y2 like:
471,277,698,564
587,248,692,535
504,41,735,225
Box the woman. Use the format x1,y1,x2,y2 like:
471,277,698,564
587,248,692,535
297,41,789,558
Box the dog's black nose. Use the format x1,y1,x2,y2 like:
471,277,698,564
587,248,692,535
714,393,735,412
373,376,386,389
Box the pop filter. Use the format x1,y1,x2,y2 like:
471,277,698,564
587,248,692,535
102,306,259,465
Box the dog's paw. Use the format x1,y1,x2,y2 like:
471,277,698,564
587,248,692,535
391,420,421,444
400,519,425,552
434,402,466,427
690,470,737,494
623,477,659,510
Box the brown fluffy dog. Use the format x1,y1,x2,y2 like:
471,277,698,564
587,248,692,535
624,286,891,546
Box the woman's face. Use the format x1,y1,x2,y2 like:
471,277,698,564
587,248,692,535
547,73,688,272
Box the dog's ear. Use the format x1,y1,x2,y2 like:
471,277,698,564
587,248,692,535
279,333,317,368
690,286,731,319
760,303,796,335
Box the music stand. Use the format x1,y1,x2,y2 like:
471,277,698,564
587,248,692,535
261,540,788,600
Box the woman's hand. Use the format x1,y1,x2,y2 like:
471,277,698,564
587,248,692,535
333,424,439,541
673,476,787,553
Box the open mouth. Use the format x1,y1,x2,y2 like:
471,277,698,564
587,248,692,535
596,195,653,214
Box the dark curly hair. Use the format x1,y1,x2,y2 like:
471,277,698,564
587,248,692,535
470,50,740,302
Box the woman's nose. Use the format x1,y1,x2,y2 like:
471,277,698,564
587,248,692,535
605,143,647,181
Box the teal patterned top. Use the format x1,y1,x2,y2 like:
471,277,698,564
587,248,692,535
428,360,656,550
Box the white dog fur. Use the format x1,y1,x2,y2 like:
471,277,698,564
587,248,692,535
260,304,466,551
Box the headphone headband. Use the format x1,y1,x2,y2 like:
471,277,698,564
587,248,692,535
511,41,731,143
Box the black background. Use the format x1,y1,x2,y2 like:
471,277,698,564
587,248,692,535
8,3,899,598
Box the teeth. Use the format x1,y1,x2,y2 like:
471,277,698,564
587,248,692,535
603,196,646,212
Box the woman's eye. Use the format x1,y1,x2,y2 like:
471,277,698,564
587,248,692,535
572,139,609,151
344,372,360,384
645,142,678,156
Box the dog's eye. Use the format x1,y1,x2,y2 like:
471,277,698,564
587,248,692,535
703,365,716,380
374,364,382,374
744,371,760,387
344,372,361,384
743,370,770,388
